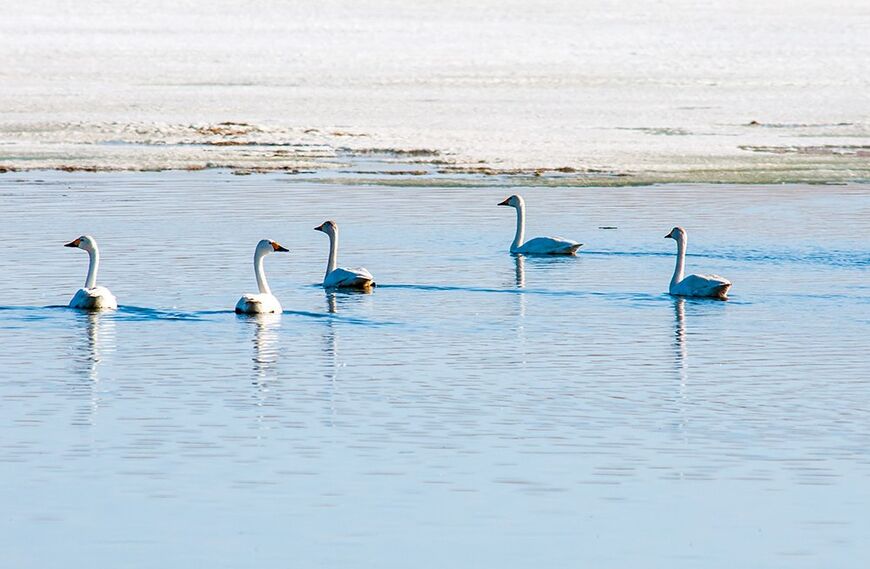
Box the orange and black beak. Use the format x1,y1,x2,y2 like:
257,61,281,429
64,238,81,248
498,198,510,206
271,242,290,253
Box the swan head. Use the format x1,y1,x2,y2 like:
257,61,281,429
314,220,337,236
257,239,290,255
665,227,687,241
64,235,98,252
498,194,524,208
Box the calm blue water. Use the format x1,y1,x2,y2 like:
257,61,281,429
1,171,869,568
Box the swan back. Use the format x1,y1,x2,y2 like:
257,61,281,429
69,286,117,310
324,267,375,290
515,236,582,255
235,293,283,314
670,274,732,299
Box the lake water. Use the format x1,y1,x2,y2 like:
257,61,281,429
0,170,868,567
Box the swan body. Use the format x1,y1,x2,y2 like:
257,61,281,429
498,195,582,255
235,239,289,314
665,227,731,299
64,236,117,310
315,221,375,290
69,286,117,310
323,266,375,289
236,293,282,315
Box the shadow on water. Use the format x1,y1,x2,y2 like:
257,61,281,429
379,283,667,303
585,248,870,268
0,304,398,328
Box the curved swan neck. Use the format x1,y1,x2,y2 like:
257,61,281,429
84,246,99,289
325,229,339,279
671,234,687,286
254,248,271,295
511,203,526,250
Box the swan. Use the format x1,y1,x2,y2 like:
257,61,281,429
498,194,582,255
235,239,290,314
314,220,375,290
665,227,731,299
64,235,117,310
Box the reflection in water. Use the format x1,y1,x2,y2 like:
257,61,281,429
672,298,689,448
512,255,528,361
323,292,338,361
247,314,281,416
250,313,281,384
673,298,687,388
71,311,116,425
74,311,115,383
320,291,373,424
514,254,526,288
323,292,339,425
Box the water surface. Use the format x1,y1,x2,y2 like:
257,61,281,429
1,171,869,568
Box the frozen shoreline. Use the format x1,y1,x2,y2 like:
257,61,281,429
1,118,867,186
1,0,868,184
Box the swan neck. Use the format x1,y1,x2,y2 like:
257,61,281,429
512,204,525,250
671,235,686,286
254,249,271,295
85,246,99,289
325,230,338,278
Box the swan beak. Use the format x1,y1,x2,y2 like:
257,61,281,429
497,198,510,206
664,233,673,239
314,224,324,231
272,242,290,252
64,238,81,248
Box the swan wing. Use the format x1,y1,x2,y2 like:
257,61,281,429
672,274,732,299
325,267,375,289
515,236,582,255
69,287,117,310
235,293,282,314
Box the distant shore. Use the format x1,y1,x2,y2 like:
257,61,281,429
2,0,868,185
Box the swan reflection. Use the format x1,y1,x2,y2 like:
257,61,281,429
321,291,371,360
323,292,341,425
70,310,115,425
511,255,528,361
74,310,115,383
514,254,526,288
673,298,687,392
250,313,281,382
320,291,372,424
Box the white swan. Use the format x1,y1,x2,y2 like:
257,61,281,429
64,235,117,310
665,227,731,299
314,220,375,290
235,239,290,314
498,194,582,255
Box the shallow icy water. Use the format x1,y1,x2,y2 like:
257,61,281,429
1,171,869,568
